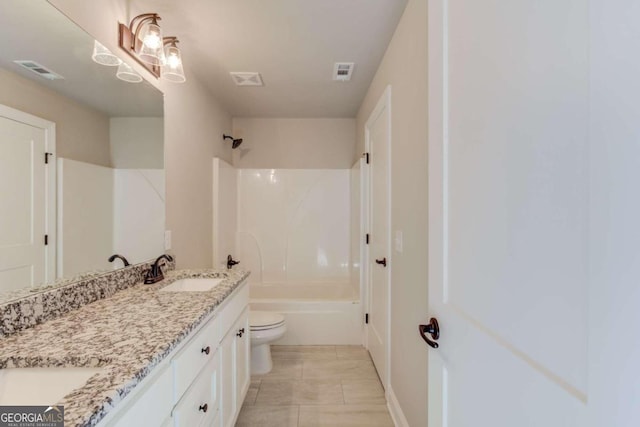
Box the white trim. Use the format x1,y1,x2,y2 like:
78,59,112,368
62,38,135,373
212,157,221,268
358,156,368,347
387,384,410,427
56,159,64,278
363,85,392,390
427,0,446,425
0,103,56,284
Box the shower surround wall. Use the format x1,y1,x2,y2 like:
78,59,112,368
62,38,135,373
237,169,351,287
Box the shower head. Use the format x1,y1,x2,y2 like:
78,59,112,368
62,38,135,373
223,134,243,149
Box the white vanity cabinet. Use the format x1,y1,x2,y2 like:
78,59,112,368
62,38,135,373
100,280,249,427
220,307,250,427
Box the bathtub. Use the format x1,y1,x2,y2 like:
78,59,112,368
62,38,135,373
249,283,363,345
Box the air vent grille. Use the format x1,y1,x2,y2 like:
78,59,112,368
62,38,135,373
230,72,264,86
333,62,354,81
14,60,64,80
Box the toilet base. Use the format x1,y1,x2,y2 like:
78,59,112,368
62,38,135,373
251,343,273,375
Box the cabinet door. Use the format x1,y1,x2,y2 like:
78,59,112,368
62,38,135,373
234,308,250,407
219,328,236,427
107,367,173,427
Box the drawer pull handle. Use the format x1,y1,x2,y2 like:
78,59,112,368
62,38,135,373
199,403,208,413
201,346,210,355
240,328,245,333
236,330,243,337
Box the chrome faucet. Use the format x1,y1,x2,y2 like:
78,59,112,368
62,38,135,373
108,254,130,268
145,254,174,284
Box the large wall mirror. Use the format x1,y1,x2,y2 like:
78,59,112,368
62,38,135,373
0,1,165,302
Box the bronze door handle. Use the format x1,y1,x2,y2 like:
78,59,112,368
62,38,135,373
419,318,440,349
375,258,387,267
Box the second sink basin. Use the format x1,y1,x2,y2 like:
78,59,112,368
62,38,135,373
160,278,223,292
0,367,103,405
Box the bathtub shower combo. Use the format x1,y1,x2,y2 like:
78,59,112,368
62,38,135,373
213,160,363,349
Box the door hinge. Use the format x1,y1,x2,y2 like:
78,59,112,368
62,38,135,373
45,152,53,164
44,235,48,246
363,152,370,164
365,234,370,245
365,313,369,324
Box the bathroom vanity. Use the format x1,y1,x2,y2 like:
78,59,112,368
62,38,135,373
100,278,249,427
0,268,250,427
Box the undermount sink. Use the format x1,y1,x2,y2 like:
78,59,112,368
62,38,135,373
160,278,223,292
0,367,103,405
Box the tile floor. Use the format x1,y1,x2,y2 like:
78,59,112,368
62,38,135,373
236,345,394,427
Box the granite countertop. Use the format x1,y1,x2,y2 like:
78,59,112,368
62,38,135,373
0,268,250,427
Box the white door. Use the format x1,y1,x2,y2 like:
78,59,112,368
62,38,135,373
427,0,640,426
0,106,55,290
366,87,391,388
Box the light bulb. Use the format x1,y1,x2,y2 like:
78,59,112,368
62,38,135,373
167,52,181,69
161,44,185,83
138,22,165,65
143,30,161,49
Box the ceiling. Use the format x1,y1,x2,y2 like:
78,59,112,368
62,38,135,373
0,1,163,117
130,0,409,117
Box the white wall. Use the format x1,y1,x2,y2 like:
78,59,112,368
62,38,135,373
113,169,165,264
355,0,427,425
232,118,356,169
588,1,640,424
212,158,238,269
57,158,113,277
237,169,350,285
49,0,234,269
0,67,111,167
58,158,164,275
110,117,164,169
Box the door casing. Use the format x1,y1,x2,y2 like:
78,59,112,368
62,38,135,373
363,85,392,391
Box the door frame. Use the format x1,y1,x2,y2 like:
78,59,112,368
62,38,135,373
363,85,392,390
426,0,446,422
0,104,56,284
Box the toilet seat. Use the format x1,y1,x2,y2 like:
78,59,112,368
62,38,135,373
250,311,285,331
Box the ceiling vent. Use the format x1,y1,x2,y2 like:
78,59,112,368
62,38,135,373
333,62,354,81
14,60,64,81
230,72,264,86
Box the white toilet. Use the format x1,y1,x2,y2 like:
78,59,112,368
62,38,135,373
249,311,286,375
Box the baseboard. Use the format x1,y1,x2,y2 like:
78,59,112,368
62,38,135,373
387,385,410,427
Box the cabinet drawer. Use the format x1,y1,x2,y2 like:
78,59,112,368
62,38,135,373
173,353,219,427
216,282,249,340
172,314,221,402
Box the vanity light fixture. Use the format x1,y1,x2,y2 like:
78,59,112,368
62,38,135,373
91,40,121,66
118,13,186,82
116,61,143,83
137,16,165,65
161,37,186,83
91,38,141,83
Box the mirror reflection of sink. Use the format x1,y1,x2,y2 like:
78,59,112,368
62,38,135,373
160,278,223,292
0,367,103,405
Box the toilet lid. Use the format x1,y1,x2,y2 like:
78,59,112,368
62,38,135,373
250,311,285,330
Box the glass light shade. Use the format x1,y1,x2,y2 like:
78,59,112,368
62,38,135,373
116,61,142,83
138,22,165,65
161,45,186,83
91,40,121,66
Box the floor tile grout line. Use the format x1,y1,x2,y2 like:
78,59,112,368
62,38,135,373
254,379,262,405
